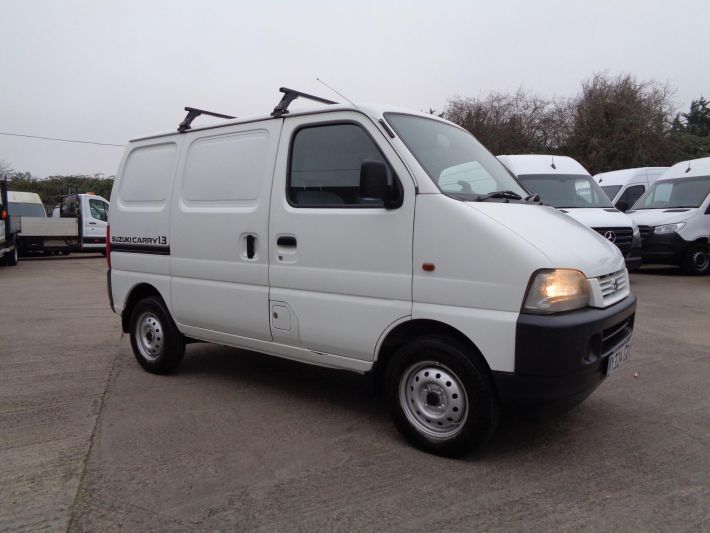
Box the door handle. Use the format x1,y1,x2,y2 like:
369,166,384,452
277,236,297,247
89,221,97,225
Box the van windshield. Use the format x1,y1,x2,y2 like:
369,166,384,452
9,201,46,217
601,185,622,200
517,174,613,208
384,113,529,202
633,176,710,209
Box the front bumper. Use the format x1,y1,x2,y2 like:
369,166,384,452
493,294,636,411
640,231,689,265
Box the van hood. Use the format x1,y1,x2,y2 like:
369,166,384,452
466,202,625,278
556,207,633,229
628,208,697,226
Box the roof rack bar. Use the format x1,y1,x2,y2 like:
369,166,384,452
271,87,337,117
178,107,236,133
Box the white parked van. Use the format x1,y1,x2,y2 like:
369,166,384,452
628,157,710,275
497,155,642,270
594,167,668,212
108,89,637,456
7,191,46,218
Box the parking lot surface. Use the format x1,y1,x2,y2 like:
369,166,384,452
1,257,709,532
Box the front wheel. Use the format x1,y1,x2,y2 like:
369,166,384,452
681,244,709,275
385,336,500,457
129,297,185,374
7,246,18,266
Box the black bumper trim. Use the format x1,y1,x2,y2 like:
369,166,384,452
640,231,689,264
494,294,637,409
107,268,114,313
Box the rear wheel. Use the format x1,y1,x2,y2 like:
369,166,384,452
681,244,709,275
129,297,185,374
385,336,500,457
7,246,18,266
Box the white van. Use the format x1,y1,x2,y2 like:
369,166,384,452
628,157,710,275
497,155,642,270
108,89,636,456
7,191,46,218
594,167,668,212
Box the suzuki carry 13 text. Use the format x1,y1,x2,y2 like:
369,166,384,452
107,88,636,456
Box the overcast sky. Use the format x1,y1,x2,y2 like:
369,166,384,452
1,0,709,177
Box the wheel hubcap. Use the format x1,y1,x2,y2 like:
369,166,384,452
399,362,468,439
135,312,163,362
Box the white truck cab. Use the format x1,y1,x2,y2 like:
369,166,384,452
594,167,668,212
14,192,109,255
108,89,637,456
628,157,710,275
498,155,642,271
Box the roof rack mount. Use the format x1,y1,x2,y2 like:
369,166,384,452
271,87,337,118
178,107,236,133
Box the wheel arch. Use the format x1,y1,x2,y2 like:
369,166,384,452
372,319,494,388
121,283,168,333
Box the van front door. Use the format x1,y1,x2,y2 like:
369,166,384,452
82,196,109,249
268,113,415,361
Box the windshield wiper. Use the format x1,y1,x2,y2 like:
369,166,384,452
474,190,523,202
525,193,541,204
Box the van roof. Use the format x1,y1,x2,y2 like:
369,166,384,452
594,167,668,186
130,102,451,143
660,157,710,180
8,191,43,203
497,154,591,177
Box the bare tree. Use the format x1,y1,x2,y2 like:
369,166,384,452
566,73,678,173
444,89,571,155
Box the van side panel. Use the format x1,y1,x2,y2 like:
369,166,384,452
110,141,180,315
169,121,281,341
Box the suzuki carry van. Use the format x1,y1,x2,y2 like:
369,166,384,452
498,155,642,270
628,157,710,275
107,89,636,456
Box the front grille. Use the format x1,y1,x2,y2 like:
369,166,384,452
592,227,634,255
638,225,652,245
601,316,633,355
596,269,628,304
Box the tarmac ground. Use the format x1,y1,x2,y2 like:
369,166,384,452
1,256,708,532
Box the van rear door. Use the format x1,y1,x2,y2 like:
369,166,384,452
268,112,415,361
169,119,282,341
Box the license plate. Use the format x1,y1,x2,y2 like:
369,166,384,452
606,341,632,377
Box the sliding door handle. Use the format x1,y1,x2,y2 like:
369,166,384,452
276,236,297,247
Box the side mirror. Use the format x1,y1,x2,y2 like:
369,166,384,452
360,160,401,209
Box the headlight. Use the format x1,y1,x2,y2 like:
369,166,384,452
654,222,686,234
523,269,590,314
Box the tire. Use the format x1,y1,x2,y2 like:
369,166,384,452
61,250,71,256
385,336,500,457
7,246,18,266
129,296,185,374
681,244,710,276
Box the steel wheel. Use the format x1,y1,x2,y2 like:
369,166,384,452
134,311,164,362
399,361,468,440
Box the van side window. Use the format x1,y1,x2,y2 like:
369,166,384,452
616,184,645,211
288,123,396,207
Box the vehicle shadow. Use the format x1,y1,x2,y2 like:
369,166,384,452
632,265,682,276
178,343,382,419
177,343,582,458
